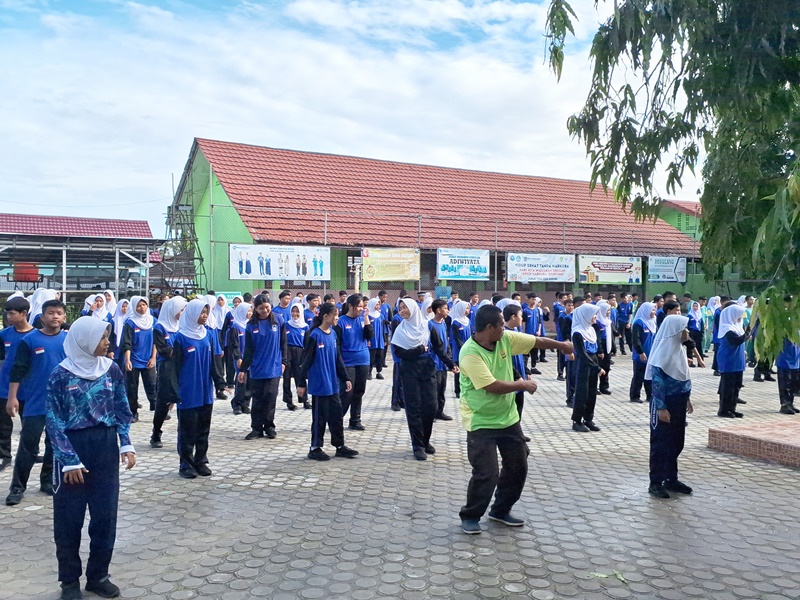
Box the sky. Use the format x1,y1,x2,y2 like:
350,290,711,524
0,0,701,239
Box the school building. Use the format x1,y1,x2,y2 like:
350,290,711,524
169,138,715,300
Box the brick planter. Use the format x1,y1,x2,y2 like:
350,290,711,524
708,422,800,468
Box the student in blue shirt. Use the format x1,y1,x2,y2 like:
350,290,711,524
336,290,348,312
171,299,224,479
284,303,310,410
336,294,373,431
616,293,633,354
570,303,603,433
239,295,286,440
595,300,614,395
558,298,576,406
272,290,292,325
299,302,357,461
717,304,749,418
5,299,68,505
450,300,472,398
523,294,543,375
119,295,157,422
0,296,33,472
45,316,135,600
304,294,320,329
776,324,800,415
429,299,456,421
502,303,531,441
228,302,253,415
150,296,187,449
378,290,391,368
630,302,658,404
109,299,130,369
367,298,385,380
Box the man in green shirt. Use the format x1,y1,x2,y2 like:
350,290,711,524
458,304,573,535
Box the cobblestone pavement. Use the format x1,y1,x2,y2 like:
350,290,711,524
2,350,800,600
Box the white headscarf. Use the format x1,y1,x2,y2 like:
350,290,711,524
645,315,690,382
103,290,117,314
179,298,210,340
496,298,520,312
203,295,219,329
719,304,747,338
83,294,97,314
233,302,251,330
689,301,703,324
633,301,658,334
60,316,113,381
708,296,721,312
571,303,600,345
156,296,187,334
595,300,613,354
92,295,110,321
28,288,57,324
211,294,230,330
288,304,307,329
421,297,434,321
451,299,470,326
112,299,130,339
392,298,430,350
126,295,153,329
367,298,382,320
737,295,748,307
7,291,24,301
478,299,492,307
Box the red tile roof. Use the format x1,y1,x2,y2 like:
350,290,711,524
194,138,700,257
0,213,154,240
663,199,702,217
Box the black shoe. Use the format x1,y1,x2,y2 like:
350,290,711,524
0,457,11,472
648,483,670,498
33,454,44,464
630,398,644,403
215,390,228,400
376,373,384,380
530,368,542,375
308,448,331,461
572,422,590,433
150,437,163,449
584,421,601,432
764,375,777,382
131,414,139,424
523,434,531,442
566,400,574,408
488,512,525,527
349,422,366,431
461,519,481,535
366,373,373,380
539,358,548,363
232,407,242,415
40,483,54,496
241,405,251,414
753,376,764,382
391,404,401,412
194,464,212,477
5,490,23,505
60,581,82,600
382,363,388,368
609,360,615,365
303,401,312,409
733,411,744,418
664,480,692,494
557,375,565,381
599,389,612,395
737,399,747,404
620,351,627,355
179,467,198,479
413,448,427,461
525,368,532,375
265,427,277,439
244,430,264,440
713,370,720,376
717,411,736,418
85,577,120,598
164,413,171,420
436,413,454,421
792,405,800,414
335,446,359,458
424,444,436,455
286,402,297,411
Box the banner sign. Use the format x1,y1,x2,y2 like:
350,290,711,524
648,256,687,283
578,255,642,285
362,247,420,282
229,244,330,281
436,248,490,280
506,253,575,283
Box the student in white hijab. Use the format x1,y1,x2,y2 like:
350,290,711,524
46,316,135,600
28,288,58,326
82,294,98,316
150,296,188,448
595,300,613,394
569,303,603,432
212,294,230,331
203,295,219,330
421,296,434,321
450,300,472,398
716,304,749,418
103,290,117,315
120,295,156,421
629,301,658,404
644,314,694,498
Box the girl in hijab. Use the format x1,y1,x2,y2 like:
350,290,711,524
45,317,135,600
392,297,455,460
109,299,130,366
213,295,235,388
701,297,715,354
150,296,187,449
283,303,310,410
367,298,385,380
171,298,224,478
595,300,613,395
717,304,749,418
90,295,111,324
119,296,156,422
202,294,229,401
570,303,603,432
335,294,374,431
80,295,97,317
644,314,694,499
103,290,117,316
28,288,58,328
228,302,254,415
450,300,472,399
630,302,658,404
687,301,705,365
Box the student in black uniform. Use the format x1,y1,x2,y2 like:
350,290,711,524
428,299,456,421
284,303,310,409
558,298,576,407
570,303,604,433
150,297,187,449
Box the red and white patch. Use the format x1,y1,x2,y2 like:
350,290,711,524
67,385,79,392
187,346,196,353
4,342,10,348
317,343,325,348
253,329,259,334
134,328,141,333
34,347,45,354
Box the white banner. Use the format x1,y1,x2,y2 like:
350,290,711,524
578,255,643,285
648,256,687,283
506,253,575,283
229,244,331,281
437,248,490,280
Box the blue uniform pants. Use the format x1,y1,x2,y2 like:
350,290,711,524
10,407,52,493
53,425,119,583
649,393,688,485
630,361,652,402
0,398,12,460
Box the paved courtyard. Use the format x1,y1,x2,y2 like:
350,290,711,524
2,351,800,600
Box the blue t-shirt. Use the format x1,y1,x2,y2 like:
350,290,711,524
287,323,308,348
776,339,800,370
153,322,175,363
15,329,68,416
370,313,385,350
303,308,316,329
246,319,284,379
718,333,746,373
307,328,341,396
272,305,291,326
338,314,370,367
632,320,654,365
617,302,632,323
232,322,246,374
172,329,222,409
123,321,154,369
451,320,471,362
0,327,32,398
429,320,449,371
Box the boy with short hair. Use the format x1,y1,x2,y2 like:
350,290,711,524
429,300,456,420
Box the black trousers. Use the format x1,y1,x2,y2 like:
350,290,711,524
515,390,524,417
53,425,119,584
630,361,652,402
571,361,598,423
649,392,688,485
778,368,800,407
459,422,528,520
565,360,576,401
370,348,383,375
224,347,236,386
10,409,52,493
718,371,743,414
152,360,178,440
213,355,225,392
232,375,252,411
0,397,12,460
283,346,307,404
250,377,279,433
177,404,213,470
310,394,345,449
434,370,448,416
598,350,611,392
711,342,719,371
391,363,404,407
341,365,368,425
689,329,704,358
528,350,538,369
557,351,565,378
400,367,438,450
126,366,157,415
617,322,631,353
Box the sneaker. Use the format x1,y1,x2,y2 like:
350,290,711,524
179,467,198,479
150,437,163,449
413,448,427,461
599,389,612,395
630,398,644,403
436,413,453,421
232,407,242,415
461,519,482,535
584,421,601,432
60,580,82,600
376,373,385,380
244,430,264,440
753,376,764,382
265,428,277,439
307,448,331,461
241,405,251,414
531,368,542,375
664,480,693,494
215,390,228,400
539,358,549,363
792,405,800,414
164,413,172,420
764,375,777,382
335,446,359,458
286,402,297,411
0,457,11,472
194,464,212,477
557,375,565,382
488,512,525,527
737,399,747,404
424,444,436,455
40,483,54,496
733,411,744,418
717,411,736,418
713,370,720,376
648,483,670,498
391,404,401,412
5,490,23,505
85,577,120,598
572,422,590,433
303,401,312,409
349,422,366,431
620,351,627,355
382,363,388,368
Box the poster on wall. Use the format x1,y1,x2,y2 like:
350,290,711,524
361,247,420,282
506,253,575,282
436,248,490,280
229,244,331,281
578,255,642,285
648,256,687,283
